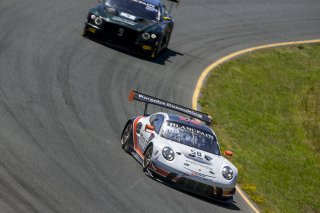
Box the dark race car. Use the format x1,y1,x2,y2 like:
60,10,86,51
83,0,178,58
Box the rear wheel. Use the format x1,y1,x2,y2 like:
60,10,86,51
143,145,153,172
164,33,171,49
121,123,133,152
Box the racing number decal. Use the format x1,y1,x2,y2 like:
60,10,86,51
117,28,124,37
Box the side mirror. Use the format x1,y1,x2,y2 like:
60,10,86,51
224,150,233,159
145,124,155,132
163,16,171,21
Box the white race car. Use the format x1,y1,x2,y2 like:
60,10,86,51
121,90,238,202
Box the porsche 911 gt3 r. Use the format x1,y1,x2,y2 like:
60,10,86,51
121,90,238,202
83,0,177,58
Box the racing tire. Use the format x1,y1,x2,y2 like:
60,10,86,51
142,145,153,173
150,37,163,59
164,33,171,50
150,49,159,59
82,27,89,38
121,123,133,152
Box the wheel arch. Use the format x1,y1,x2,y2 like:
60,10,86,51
143,142,154,155
120,118,135,139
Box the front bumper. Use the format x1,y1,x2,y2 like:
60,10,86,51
147,160,236,202
83,23,158,57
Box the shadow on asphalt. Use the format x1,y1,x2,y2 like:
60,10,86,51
82,34,184,65
145,171,241,211
163,182,241,211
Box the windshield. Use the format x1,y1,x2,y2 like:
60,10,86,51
160,121,220,155
105,0,160,21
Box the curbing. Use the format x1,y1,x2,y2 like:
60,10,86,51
192,39,320,213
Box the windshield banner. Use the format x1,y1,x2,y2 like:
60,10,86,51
167,121,214,140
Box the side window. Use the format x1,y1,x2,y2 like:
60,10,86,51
149,114,157,126
154,115,164,133
150,114,164,134
136,122,142,134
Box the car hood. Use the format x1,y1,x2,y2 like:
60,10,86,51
154,137,238,185
95,7,158,32
175,143,224,178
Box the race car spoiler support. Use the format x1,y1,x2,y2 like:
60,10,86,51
128,90,212,125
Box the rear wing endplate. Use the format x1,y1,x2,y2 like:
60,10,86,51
128,90,212,125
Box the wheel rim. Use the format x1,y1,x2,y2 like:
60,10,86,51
121,124,131,145
143,147,152,168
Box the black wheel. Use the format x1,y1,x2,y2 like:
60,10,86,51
82,27,88,37
143,145,153,172
150,35,163,59
121,123,133,152
150,47,159,59
164,33,171,49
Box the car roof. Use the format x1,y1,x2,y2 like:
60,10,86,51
167,114,214,134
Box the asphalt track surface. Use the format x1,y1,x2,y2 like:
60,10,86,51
1,0,320,212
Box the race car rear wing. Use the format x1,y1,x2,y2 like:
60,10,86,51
128,90,212,125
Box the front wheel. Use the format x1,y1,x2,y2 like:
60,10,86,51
121,123,133,152
164,33,171,50
143,145,153,173
82,26,89,37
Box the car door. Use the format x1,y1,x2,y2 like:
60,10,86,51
139,114,164,152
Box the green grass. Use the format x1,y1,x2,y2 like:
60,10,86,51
199,44,320,213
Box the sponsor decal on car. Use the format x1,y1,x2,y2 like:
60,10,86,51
120,12,136,20
184,167,215,182
167,121,214,140
131,0,159,12
137,94,206,120
112,16,137,26
185,159,213,171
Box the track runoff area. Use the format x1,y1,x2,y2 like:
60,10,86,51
192,39,320,213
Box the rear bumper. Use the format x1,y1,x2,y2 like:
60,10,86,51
148,161,236,203
83,23,157,57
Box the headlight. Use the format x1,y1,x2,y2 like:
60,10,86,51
222,166,233,180
162,147,174,161
94,17,102,25
141,32,151,40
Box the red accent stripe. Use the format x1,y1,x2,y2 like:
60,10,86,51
133,116,144,158
156,167,169,177
150,162,169,177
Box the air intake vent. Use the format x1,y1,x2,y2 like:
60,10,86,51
205,155,212,161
